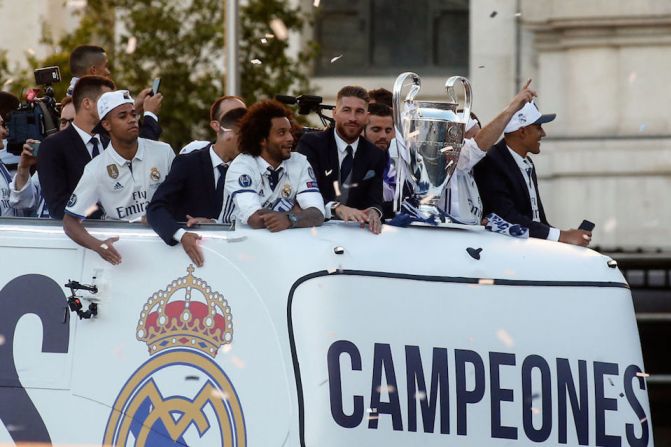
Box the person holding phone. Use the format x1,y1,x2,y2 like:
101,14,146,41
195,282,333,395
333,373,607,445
9,139,50,217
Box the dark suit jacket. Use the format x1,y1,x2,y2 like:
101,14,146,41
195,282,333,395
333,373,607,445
296,128,386,215
473,139,552,239
37,124,95,219
147,145,221,246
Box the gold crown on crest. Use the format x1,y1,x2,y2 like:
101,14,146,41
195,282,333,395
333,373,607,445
136,265,233,358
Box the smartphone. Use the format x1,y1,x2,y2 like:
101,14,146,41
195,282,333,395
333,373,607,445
29,141,41,157
151,78,161,96
34,66,61,85
578,219,595,232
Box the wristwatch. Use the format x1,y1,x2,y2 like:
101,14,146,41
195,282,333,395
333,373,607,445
287,211,299,228
330,202,342,218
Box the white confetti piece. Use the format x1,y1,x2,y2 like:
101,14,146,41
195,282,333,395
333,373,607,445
440,145,454,153
231,356,245,369
270,18,288,40
636,371,650,378
327,267,337,274
415,391,427,400
514,12,522,17
0,335,4,346
333,180,341,197
479,278,494,285
67,0,87,7
367,407,377,413
313,0,321,6
330,54,343,63
211,389,229,400
250,59,262,65
26,48,36,56
260,38,268,44
406,130,420,139
265,33,275,39
125,36,137,54
3,78,13,86
222,344,232,353
376,384,396,393
496,329,514,348
531,407,541,415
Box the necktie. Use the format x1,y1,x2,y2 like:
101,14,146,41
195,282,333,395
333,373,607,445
340,145,353,184
215,164,227,215
90,137,100,158
267,167,281,191
523,159,533,187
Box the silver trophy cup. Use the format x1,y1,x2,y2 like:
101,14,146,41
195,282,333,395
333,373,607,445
392,72,473,220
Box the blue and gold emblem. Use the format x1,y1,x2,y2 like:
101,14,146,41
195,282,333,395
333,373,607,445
103,266,246,446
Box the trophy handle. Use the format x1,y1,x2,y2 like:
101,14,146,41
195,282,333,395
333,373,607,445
392,72,421,139
445,76,473,124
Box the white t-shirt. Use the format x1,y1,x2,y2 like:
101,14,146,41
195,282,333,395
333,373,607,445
221,152,324,225
65,138,175,221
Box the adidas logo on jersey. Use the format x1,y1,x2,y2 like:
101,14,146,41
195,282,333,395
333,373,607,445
113,182,124,191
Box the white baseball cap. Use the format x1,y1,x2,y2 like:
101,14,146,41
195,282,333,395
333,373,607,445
97,90,134,120
504,101,556,134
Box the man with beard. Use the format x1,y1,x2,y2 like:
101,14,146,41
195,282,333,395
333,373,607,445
63,90,174,264
222,100,324,232
297,86,386,234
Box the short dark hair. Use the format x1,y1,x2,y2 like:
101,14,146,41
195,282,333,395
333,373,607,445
238,100,292,156
210,95,246,122
368,88,392,107
219,107,247,130
336,86,369,103
70,45,107,76
71,75,116,112
368,102,392,118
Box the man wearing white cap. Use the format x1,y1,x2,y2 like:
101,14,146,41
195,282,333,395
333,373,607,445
440,80,536,225
474,99,592,246
63,90,175,265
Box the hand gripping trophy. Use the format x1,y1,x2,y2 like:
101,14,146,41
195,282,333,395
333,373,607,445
392,72,472,224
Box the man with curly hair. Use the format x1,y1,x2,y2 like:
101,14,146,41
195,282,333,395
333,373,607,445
221,100,324,232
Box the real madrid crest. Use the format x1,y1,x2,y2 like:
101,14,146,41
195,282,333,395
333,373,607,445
103,265,246,446
281,183,292,198
150,167,161,181
107,164,119,179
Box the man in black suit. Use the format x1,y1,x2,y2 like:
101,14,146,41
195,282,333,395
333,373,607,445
473,101,592,246
297,86,386,234
68,45,162,142
147,106,247,267
38,75,116,219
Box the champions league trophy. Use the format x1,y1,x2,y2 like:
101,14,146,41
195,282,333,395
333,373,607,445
392,72,472,222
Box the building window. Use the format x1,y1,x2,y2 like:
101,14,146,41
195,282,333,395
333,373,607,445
314,0,469,76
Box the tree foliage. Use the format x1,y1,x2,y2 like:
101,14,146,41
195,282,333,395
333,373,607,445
3,0,317,150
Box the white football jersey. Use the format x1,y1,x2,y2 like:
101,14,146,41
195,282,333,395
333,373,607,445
221,152,324,225
65,138,175,221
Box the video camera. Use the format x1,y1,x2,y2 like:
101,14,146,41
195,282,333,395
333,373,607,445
275,94,335,130
6,66,61,156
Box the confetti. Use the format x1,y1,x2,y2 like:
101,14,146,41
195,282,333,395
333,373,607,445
85,204,99,216
440,145,454,153
479,278,494,285
640,417,647,423
531,407,541,415
333,180,341,197
211,389,229,400
260,38,268,44
367,408,377,413
250,59,262,65
26,48,36,56
406,130,420,139
3,79,13,86
0,335,4,346
376,384,396,393
330,54,344,63
125,36,137,54
231,356,245,369
490,11,498,18
415,391,427,400
5,425,24,432
636,371,650,378
496,329,514,348
313,0,321,6
67,0,87,7
327,267,337,274
222,344,232,353
310,227,318,237
265,33,275,39
514,12,522,17
269,18,289,40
